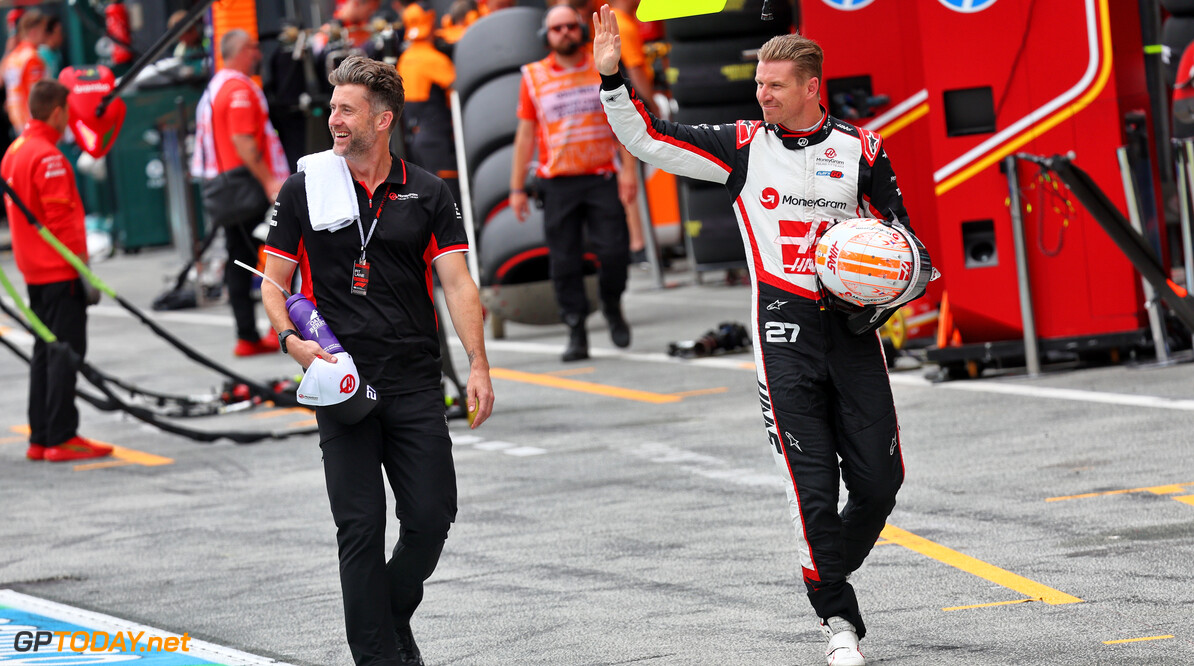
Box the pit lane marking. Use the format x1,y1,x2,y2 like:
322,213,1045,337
491,367,682,404
451,433,545,457
6,425,172,470
881,525,1083,606
1103,635,1175,644
476,338,1194,411
1046,481,1194,509
624,438,1085,606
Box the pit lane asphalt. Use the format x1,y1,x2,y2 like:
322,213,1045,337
2,247,1193,665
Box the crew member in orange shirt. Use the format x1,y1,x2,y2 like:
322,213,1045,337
510,5,637,361
3,80,113,463
397,4,461,202
2,10,47,133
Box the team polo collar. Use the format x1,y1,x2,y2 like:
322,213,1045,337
23,119,63,145
383,153,407,185
769,107,831,150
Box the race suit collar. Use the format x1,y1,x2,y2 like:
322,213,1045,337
769,106,831,150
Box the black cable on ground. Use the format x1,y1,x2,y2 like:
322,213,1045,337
0,297,319,443
0,178,299,408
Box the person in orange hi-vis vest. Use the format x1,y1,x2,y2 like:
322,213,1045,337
510,4,638,362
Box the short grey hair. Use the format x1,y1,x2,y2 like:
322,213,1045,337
220,29,251,61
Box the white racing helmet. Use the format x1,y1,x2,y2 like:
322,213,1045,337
814,218,936,310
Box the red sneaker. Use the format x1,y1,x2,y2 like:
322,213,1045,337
234,335,280,357
44,437,114,463
26,444,45,461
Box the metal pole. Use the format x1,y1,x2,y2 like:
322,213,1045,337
96,0,218,118
1117,146,1170,363
634,162,664,288
1180,140,1194,349
449,89,481,285
1005,155,1041,376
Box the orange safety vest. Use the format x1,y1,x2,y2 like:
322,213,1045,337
518,53,619,179
2,42,46,132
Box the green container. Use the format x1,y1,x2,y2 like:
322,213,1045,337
106,84,203,250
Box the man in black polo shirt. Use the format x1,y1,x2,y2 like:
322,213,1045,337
262,55,493,666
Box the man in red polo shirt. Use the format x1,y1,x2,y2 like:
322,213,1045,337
3,80,112,463
192,29,291,356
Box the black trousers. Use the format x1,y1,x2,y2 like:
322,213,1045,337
27,279,88,447
225,220,263,342
539,174,629,318
317,387,457,666
755,284,903,639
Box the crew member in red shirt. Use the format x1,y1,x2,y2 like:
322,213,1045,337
192,29,292,356
3,80,113,463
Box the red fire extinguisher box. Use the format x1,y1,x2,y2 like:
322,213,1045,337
804,0,1152,344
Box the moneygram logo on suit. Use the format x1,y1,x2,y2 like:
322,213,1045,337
821,0,997,11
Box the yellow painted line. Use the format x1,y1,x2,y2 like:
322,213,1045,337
882,524,1083,605
1172,495,1194,507
935,0,1112,196
669,387,729,398
108,445,173,467
74,460,135,471
490,367,681,404
1104,635,1174,645
1046,482,1193,502
737,362,754,370
943,598,1035,612
251,406,314,420
290,418,318,428
11,424,31,435
0,435,26,445
1146,485,1189,495
544,366,596,377
879,102,929,140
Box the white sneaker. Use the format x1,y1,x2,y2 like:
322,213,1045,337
819,616,865,666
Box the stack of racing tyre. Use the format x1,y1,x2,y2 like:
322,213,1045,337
663,0,794,270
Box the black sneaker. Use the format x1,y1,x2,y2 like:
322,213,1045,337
395,624,424,665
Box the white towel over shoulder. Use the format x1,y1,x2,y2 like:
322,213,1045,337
297,150,359,233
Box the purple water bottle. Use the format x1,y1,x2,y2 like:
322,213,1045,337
286,293,345,355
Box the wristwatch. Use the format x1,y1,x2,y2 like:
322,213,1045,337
278,329,299,354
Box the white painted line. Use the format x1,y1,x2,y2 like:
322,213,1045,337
626,442,782,489
888,374,1194,412
503,446,547,456
474,441,515,451
451,434,484,445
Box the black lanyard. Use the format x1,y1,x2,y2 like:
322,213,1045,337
355,183,392,263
